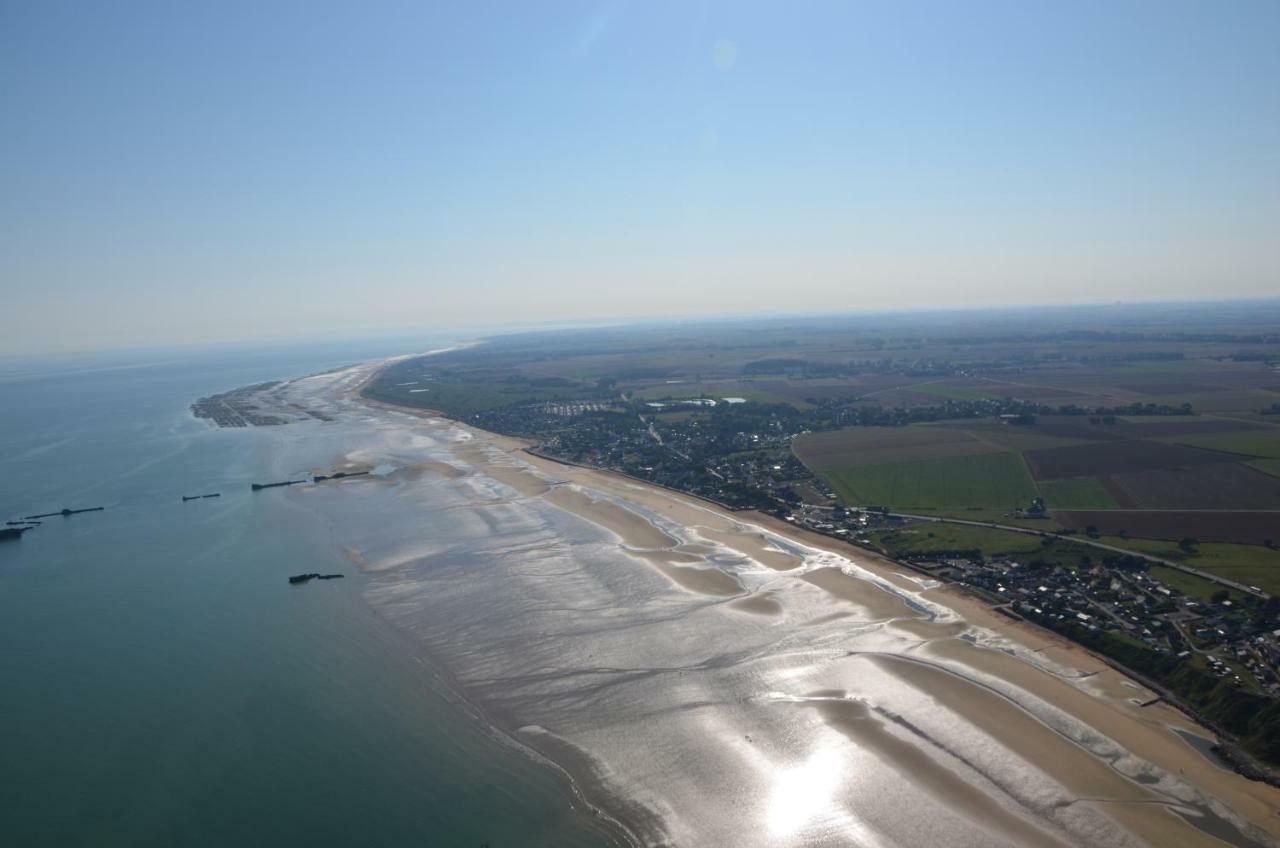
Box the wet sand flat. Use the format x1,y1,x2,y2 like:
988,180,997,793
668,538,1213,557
695,526,803,570
889,618,969,640
543,487,679,550
924,637,1280,837
729,592,784,615
871,653,1155,804
800,566,919,620
812,696,1077,848
451,442,552,497
627,550,745,596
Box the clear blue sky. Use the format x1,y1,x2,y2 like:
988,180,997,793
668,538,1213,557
3,1,1278,353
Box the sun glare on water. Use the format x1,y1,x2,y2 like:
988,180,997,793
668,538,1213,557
765,746,848,838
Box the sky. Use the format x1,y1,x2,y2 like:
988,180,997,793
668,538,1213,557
2,1,1278,354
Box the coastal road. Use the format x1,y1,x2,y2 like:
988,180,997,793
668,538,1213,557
883,511,1270,600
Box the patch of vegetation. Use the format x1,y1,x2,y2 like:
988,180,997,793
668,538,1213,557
1100,537,1280,596
907,506,1060,529
1145,564,1244,604
871,524,1042,557
824,451,1039,509
952,422,1093,452
1038,477,1120,510
794,424,995,471
904,382,1000,402
1174,431,1280,458
1250,458,1280,478
870,523,1099,571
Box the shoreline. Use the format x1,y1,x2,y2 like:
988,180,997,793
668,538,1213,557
353,377,1280,847
350,557,645,848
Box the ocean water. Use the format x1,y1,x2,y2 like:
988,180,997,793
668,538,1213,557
0,341,620,848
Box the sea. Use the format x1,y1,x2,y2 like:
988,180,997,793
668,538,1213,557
0,338,620,848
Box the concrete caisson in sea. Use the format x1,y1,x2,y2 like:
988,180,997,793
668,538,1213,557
313,471,370,483
251,480,306,491
288,573,344,584
23,506,105,520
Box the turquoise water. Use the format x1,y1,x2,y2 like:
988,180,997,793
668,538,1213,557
0,342,619,847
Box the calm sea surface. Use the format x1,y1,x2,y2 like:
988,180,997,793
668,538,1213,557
0,340,617,847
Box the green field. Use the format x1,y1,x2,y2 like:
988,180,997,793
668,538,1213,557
1099,536,1280,596
1250,458,1280,478
1038,477,1119,509
868,522,1103,571
1145,565,1245,604
903,382,1001,402
823,451,1038,509
949,422,1092,452
870,523,1045,556
366,380,582,416
910,507,1064,529
1173,431,1280,459
794,424,997,470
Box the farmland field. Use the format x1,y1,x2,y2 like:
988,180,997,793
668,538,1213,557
1018,415,1134,442
1146,388,1280,413
1100,538,1280,596
824,451,1038,509
1038,477,1119,509
903,507,1063,528
792,425,999,470
1055,510,1280,546
947,419,1093,451
1145,565,1240,603
866,523,1104,572
1251,458,1280,478
1120,418,1268,439
868,523,1046,557
1169,430,1280,459
900,381,1001,402
1023,440,1236,481
364,378,583,417
1099,464,1280,510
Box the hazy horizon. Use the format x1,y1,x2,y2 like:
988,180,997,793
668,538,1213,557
4,1,1278,355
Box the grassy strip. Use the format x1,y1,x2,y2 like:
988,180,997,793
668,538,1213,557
1249,458,1280,479
1038,477,1119,510
823,451,1038,509
1098,536,1280,597
1173,432,1280,458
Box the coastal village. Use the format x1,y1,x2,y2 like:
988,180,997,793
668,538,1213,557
781,503,1280,698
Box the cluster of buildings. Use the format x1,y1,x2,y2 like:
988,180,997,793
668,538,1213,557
779,505,1280,698
937,550,1279,696
191,382,290,427
496,400,823,511
532,401,617,417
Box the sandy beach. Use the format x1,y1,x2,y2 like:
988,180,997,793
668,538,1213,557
283,364,1280,847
